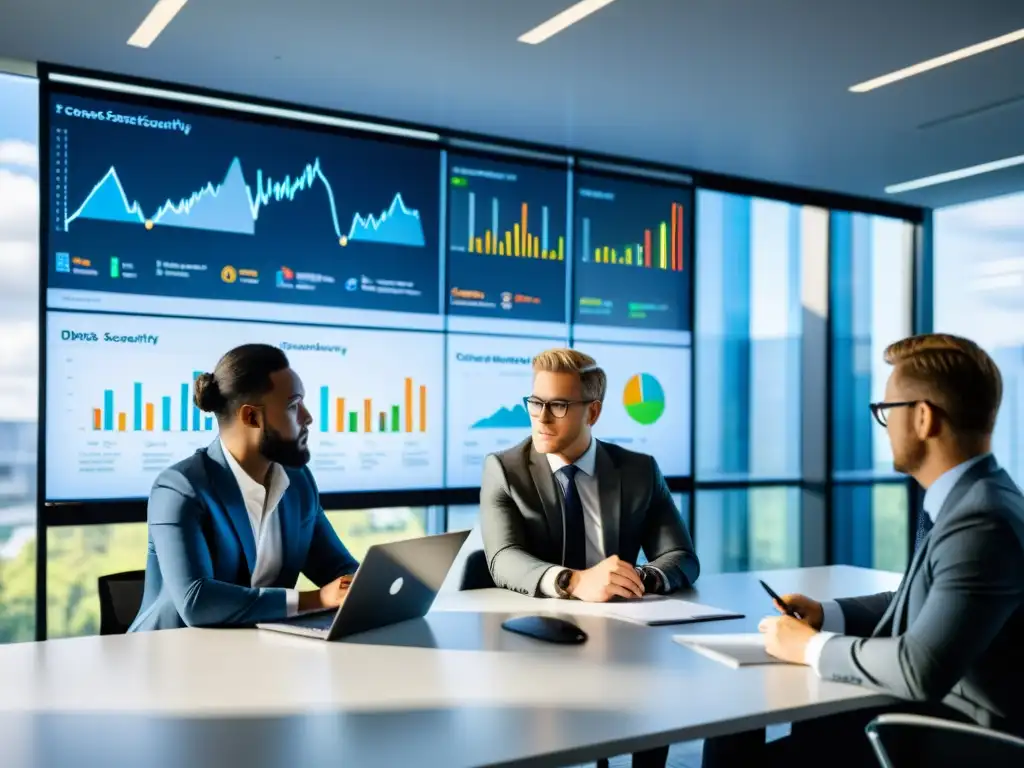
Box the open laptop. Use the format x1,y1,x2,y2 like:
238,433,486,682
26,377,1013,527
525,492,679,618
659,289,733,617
256,530,471,641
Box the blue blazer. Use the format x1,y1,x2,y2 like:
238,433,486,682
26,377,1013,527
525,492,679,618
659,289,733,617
128,440,358,631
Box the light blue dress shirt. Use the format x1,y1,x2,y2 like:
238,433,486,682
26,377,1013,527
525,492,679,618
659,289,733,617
803,454,993,672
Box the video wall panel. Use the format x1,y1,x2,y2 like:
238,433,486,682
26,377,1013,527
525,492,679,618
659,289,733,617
40,75,714,502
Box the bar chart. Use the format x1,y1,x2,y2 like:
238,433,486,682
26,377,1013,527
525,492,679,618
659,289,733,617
460,196,565,262
317,377,428,434
573,175,692,335
446,156,569,330
46,311,444,500
90,372,215,434
579,201,685,271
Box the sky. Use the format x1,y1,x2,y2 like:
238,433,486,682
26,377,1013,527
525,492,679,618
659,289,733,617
0,70,39,421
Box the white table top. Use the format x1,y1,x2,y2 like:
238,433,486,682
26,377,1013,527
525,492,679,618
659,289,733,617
0,565,901,768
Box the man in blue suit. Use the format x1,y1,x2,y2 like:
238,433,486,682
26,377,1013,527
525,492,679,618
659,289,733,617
129,344,358,631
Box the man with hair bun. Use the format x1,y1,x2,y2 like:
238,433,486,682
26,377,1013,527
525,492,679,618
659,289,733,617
129,343,358,631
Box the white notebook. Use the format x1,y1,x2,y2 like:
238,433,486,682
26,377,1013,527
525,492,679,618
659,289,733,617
673,633,789,668
591,596,744,626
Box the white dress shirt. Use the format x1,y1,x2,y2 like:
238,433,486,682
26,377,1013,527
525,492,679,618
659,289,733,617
538,439,666,597
803,454,992,671
220,440,299,616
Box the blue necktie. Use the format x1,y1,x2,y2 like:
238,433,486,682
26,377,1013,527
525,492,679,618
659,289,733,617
556,465,587,570
914,511,934,553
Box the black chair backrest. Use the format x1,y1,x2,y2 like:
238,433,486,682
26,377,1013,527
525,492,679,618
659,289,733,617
459,549,495,590
97,570,146,635
866,714,1024,768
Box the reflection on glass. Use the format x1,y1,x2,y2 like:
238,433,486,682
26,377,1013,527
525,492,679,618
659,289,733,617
831,212,913,481
832,484,909,573
695,487,801,574
696,192,824,481
935,193,1024,485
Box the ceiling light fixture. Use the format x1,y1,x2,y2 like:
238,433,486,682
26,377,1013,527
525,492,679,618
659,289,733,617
518,0,619,45
885,153,1024,194
850,27,1024,92
128,0,189,48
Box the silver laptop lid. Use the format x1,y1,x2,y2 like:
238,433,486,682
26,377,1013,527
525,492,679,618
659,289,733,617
326,530,471,640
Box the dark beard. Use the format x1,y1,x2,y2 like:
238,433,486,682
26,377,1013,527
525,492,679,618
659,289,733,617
259,423,310,468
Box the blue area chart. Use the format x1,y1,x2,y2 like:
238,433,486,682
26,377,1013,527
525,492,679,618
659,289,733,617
471,403,531,429
65,158,426,247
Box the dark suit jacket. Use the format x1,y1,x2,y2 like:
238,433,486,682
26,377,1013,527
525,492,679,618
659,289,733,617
129,440,358,631
819,455,1024,734
479,437,699,596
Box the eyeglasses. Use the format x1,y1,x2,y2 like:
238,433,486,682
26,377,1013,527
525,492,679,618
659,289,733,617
523,396,594,419
869,400,922,427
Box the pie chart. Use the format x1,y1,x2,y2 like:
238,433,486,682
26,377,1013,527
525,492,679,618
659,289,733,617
623,373,665,425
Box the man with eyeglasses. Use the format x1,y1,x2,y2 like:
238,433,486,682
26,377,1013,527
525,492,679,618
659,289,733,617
480,348,699,768
702,333,1024,767
479,347,699,603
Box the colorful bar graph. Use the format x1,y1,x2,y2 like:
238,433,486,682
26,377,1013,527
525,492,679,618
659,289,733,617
391,405,400,432
363,399,372,433
91,371,226,433
463,198,564,261
336,397,345,432
579,204,685,271
348,411,358,432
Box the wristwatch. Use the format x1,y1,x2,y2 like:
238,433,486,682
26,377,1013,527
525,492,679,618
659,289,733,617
554,568,574,599
637,566,663,595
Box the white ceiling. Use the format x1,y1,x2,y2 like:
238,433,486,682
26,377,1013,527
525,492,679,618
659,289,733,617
2,0,1024,210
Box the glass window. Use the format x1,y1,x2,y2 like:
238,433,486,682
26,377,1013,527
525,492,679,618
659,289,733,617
0,70,39,645
831,483,909,573
446,504,480,532
695,191,827,481
695,487,802,573
934,193,1024,484
46,523,149,639
831,212,914,481
45,509,433,638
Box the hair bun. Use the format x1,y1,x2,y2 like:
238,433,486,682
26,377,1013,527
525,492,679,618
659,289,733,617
193,372,225,413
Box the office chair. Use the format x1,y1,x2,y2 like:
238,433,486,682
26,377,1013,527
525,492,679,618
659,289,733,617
97,570,146,635
458,549,496,590
866,713,1024,768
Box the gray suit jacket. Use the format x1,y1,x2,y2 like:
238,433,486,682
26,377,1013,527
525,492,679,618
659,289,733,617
819,455,1024,734
479,437,699,596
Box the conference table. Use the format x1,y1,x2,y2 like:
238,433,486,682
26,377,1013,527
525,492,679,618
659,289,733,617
0,565,901,767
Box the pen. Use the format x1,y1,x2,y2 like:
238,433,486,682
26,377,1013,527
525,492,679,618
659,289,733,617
759,579,799,619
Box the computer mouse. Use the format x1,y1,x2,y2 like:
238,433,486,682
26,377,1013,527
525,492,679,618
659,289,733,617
501,615,587,644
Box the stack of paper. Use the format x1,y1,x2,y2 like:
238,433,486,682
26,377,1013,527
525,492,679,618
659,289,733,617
588,596,744,626
673,633,789,668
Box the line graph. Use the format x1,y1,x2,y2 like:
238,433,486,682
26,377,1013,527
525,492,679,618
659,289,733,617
64,156,426,247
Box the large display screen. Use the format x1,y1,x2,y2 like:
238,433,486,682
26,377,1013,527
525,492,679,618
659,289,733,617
45,311,445,500
572,172,692,344
446,155,569,338
39,77,710,502
46,89,442,328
